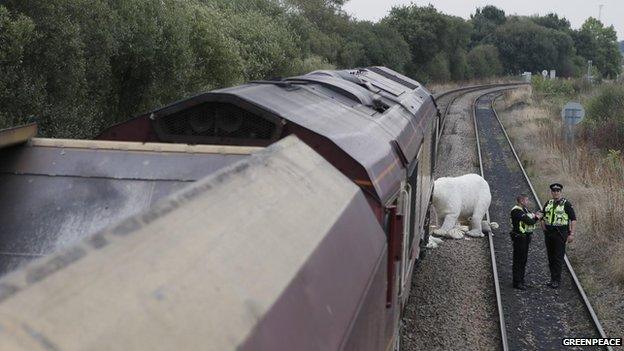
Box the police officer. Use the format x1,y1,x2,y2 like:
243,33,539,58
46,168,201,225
510,194,542,290
542,183,577,288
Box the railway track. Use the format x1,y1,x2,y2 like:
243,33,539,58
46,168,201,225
471,89,610,350
399,84,524,351
433,83,526,158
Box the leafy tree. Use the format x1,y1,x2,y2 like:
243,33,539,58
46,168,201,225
220,9,302,80
449,49,469,81
384,5,446,69
0,5,42,129
384,5,471,81
204,0,286,17
426,53,451,82
491,18,578,76
283,0,349,33
367,23,411,71
466,44,503,79
109,0,197,124
445,16,472,80
531,13,571,32
2,0,116,137
8,0,623,137
340,21,411,71
187,4,245,89
288,14,343,64
293,55,335,75
583,84,624,149
573,18,621,78
470,5,505,44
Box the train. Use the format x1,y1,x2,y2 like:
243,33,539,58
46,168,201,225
0,67,440,350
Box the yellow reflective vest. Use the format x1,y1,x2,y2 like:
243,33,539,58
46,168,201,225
511,205,536,234
544,199,569,226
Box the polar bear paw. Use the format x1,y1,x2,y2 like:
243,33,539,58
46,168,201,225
426,237,439,249
481,221,499,234
457,225,469,232
432,228,447,237
466,229,485,238
430,236,443,245
447,228,465,239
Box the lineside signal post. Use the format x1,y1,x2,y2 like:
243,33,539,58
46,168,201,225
561,102,585,150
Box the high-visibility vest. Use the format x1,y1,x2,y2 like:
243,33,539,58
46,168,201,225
512,205,536,234
544,199,569,226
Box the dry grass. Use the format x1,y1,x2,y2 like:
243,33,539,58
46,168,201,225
495,88,624,336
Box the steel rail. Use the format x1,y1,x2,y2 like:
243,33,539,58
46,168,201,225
431,83,529,351
433,82,529,157
434,86,495,158
489,93,612,351
471,89,511,351
433,81,528,100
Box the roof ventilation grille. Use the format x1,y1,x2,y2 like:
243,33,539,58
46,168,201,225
155,102,280,146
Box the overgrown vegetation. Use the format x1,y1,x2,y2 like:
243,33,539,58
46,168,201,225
582,84,624,150
531,76,576,96
0,1,621,137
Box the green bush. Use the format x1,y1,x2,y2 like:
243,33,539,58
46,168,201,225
426,53,451,82
586,84,624,123
466,44,502,79
582,84,624,150
531,76,576,96
292,55,336,75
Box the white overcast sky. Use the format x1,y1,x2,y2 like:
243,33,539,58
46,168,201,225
342,0,623,40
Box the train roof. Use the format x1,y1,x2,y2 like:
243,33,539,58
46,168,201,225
114,66,437,204
0,136,386,350
0,135,259,274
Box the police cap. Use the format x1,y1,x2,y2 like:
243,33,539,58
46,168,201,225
549,183,563,191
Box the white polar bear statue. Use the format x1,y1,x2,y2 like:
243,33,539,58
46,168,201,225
430,173,499,242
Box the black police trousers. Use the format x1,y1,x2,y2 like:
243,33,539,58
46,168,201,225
511,232,532,285
544,229,567,283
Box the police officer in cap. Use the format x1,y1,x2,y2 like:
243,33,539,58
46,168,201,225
510,194,542,290
541,183,577,288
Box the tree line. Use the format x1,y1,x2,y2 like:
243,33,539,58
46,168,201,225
0,1,621,138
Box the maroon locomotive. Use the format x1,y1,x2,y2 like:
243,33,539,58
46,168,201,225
0,67,439,350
